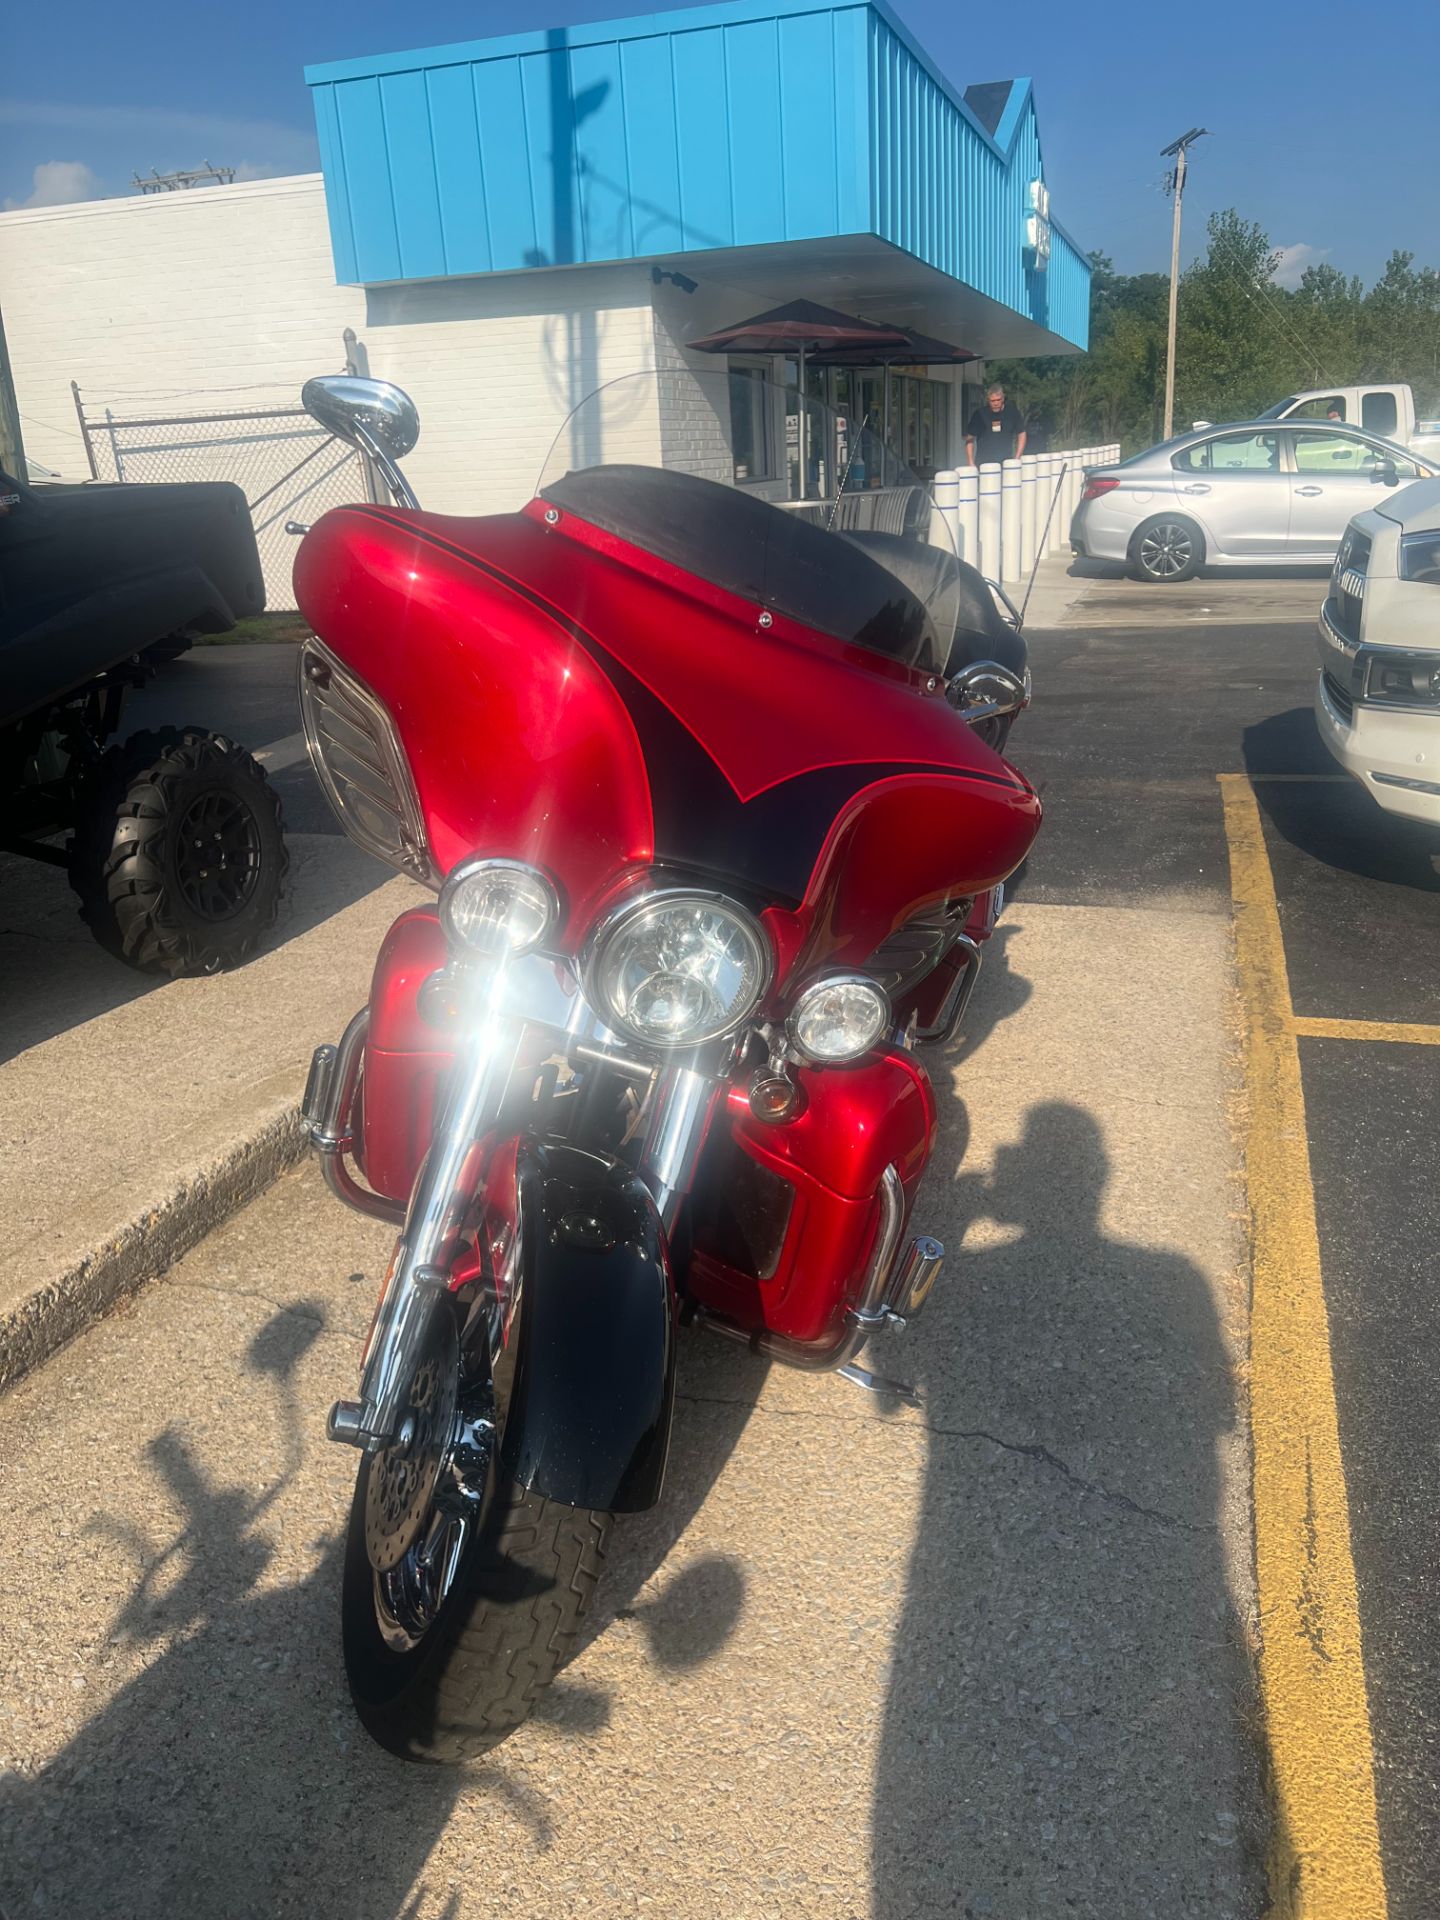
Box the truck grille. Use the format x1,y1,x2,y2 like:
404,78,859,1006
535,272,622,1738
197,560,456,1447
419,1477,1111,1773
1329,527,1371,644
1322,669,1354,724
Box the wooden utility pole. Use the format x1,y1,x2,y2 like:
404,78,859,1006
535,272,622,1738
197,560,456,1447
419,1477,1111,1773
0,301,24,477
1160,127,1208,441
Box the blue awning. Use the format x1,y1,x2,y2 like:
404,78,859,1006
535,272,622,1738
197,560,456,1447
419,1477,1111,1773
305,0,1090,354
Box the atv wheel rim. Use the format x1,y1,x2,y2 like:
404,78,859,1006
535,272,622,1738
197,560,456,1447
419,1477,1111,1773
174,791,263,919
1138,523,1194,579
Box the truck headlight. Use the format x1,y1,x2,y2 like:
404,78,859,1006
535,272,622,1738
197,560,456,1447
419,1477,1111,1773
787,973,891,1064
1400,532,1440,585
439,858,559,956
1360,649,1440,708
587,891,770,1047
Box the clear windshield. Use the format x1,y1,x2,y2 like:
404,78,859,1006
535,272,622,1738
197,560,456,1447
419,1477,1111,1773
536,368,959,675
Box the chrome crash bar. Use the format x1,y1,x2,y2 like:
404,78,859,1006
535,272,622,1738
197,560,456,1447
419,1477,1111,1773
301,1009,405,1225
695,1164,944,1394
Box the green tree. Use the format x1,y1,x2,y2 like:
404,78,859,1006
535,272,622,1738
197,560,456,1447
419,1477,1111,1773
987,215,1440,452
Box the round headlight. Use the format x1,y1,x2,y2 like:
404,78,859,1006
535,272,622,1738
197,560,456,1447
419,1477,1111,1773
439,858,558,957
787,974,891,1064
588,891,771,1047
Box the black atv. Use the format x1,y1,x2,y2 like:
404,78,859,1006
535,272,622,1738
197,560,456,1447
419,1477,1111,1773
0,467,287,976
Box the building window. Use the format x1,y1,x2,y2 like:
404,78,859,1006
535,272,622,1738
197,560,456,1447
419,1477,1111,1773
729,364,776,483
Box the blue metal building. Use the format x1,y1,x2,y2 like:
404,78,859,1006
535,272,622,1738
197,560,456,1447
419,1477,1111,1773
306,0,1089,353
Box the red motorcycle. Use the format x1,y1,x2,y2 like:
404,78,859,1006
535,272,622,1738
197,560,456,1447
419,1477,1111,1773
291,369,1039,1761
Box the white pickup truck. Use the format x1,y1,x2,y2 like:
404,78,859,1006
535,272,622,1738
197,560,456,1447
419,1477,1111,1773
1315,477,1440,825
1257,385,1440,463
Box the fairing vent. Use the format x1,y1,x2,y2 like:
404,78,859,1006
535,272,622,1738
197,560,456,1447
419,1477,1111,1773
867,898,974,1000
298,637,433,883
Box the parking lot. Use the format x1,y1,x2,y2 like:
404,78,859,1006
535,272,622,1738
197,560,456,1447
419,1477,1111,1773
0,568,1436,1917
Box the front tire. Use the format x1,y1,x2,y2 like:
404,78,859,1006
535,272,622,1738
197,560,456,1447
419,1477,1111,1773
71,727,286,976
1129,514,1203,583
342,1462,611,1763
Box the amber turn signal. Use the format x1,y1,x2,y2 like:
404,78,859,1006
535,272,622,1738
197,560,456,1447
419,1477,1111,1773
749,1072,802,1124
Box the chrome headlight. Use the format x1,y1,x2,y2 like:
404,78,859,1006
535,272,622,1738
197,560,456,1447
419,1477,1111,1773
439,858,559,956
787,973,891,1064
587,891,771,1047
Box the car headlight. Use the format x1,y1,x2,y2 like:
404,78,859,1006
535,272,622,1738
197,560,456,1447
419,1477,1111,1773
439,858,559,956
587,891,771,1047
1400,532,1440,585
1359,648,1440,708
786,973,891,1064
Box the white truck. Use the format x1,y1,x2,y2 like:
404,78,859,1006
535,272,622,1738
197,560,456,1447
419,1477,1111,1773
1315,477,1440,826
1257,385,1440,463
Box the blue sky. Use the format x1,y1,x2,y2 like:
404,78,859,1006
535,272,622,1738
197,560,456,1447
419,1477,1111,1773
3,0,1437,287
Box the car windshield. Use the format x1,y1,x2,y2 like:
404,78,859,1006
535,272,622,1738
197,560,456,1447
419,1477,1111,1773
535,368,959,675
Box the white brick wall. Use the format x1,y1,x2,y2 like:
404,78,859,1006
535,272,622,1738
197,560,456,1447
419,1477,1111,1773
0,175,364,481
0,175,663,603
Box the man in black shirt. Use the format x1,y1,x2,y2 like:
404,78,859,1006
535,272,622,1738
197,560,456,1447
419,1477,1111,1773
965,384,1027,466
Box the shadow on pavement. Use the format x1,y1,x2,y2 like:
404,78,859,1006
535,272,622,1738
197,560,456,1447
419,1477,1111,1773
872,1102,1264,1918
0,834,390,1067
0,1300,755,1920
1244,711,1440,892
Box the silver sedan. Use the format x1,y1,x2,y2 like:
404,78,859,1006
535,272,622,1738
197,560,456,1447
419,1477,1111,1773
1069,420,1438,583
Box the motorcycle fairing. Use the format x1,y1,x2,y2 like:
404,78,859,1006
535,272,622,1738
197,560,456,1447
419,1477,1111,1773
294,504,1039,980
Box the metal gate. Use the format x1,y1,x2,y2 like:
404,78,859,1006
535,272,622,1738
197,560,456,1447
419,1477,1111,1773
71,386,368,612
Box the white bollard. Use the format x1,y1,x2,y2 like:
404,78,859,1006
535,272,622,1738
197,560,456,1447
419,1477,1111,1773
1019,453,1039,581
931,468,959,555
1000,458,1023,583
1040,452,1064,556
978,464,1001,578
955,467,979,565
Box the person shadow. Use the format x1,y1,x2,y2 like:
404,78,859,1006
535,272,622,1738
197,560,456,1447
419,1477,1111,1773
870,1103,1265,1919
0,1298,756,1919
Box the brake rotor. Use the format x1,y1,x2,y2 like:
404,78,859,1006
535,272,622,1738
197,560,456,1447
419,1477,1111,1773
363,1309,460,1573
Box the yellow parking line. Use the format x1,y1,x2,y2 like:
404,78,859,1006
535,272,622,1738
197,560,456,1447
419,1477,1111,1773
1218,773,1388,1920
1292,1015,1440,1047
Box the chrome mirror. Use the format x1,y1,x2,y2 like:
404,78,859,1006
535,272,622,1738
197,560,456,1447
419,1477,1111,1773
301,376,419,459
301,375,421,509
945,660,1031,723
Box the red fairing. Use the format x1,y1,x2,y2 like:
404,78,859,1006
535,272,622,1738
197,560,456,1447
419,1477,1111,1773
293,510,655,945
687,1050,939,1347
293,501,1039,978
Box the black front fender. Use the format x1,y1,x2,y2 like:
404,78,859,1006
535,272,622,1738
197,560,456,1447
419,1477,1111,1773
497,1141,675,1513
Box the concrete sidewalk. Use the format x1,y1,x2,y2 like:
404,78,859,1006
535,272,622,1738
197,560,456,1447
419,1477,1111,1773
0,834,422,1387
0,895,1265,1918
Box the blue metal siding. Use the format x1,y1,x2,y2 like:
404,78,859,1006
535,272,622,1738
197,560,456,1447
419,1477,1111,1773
305,0,1088,347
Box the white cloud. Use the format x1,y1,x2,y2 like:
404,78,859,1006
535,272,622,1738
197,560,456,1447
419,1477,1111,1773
2,159,104,209
1272,243,1330,290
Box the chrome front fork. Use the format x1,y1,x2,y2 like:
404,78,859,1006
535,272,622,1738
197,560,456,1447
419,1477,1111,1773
327,1014,529,1452
315,1000,716,1451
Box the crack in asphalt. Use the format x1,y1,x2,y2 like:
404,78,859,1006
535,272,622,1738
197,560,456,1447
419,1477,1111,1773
675,1387,1209,1531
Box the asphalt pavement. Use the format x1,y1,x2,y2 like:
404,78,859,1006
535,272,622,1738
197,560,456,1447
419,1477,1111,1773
1,576,1436,1916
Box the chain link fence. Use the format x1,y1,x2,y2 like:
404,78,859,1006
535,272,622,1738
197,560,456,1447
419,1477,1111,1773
72,390,369,612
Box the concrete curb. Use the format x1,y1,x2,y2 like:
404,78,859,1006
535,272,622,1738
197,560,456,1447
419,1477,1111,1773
0,1103,309,1392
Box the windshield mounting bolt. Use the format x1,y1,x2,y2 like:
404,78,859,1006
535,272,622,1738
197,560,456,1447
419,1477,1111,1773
758,610,774,629
543,506,560,526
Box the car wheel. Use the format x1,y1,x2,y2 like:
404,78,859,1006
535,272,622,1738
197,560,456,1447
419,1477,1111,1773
1130,516,1203,583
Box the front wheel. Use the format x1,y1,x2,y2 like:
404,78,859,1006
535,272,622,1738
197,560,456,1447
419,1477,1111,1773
340,1309,611,1763
1129,515,1203,583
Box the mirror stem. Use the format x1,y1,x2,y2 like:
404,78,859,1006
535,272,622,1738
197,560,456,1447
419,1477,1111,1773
354,422,421,511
